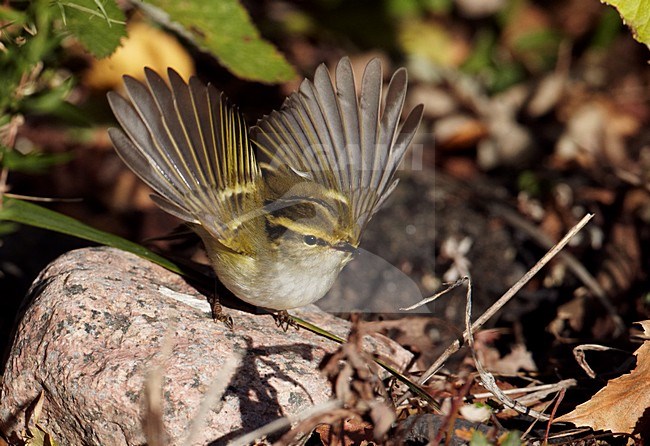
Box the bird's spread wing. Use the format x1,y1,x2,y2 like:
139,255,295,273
107,68,262,253
251,57,423,244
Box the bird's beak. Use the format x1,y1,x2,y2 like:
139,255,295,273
333,241,359,256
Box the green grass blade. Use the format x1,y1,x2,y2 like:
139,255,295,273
0,197,182,274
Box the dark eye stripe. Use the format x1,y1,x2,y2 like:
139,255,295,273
265,217,288,241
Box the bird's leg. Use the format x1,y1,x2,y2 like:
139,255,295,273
208,293,234,329
273,310,299,331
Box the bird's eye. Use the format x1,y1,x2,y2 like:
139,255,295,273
303,235,318,246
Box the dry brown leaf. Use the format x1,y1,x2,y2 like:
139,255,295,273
315,417,375,446
492,344,537,375
554,97,640,169
527,72,567,117
27,390,45,426
595,196,643,297
360,317,440,365
434,115,489,150
548,294,587,340
555,320,650,438
464,330,537,375
319,316,395,442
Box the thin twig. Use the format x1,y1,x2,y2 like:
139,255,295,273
399,278,466,311
469,379,576,400
490,204,624,335
0,166,8,205
396,214,594,409
545,388,566,441
464,275,550,422
572,344,631,379
471,346,551,421
3,193,83,202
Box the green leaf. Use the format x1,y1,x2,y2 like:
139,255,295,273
462,28,497,73
51,0,126,58
18,77,73,114
0,197,182,274
469,430,490,446
0,5,27,26
592,7,624,48
0,148,73,173
138,0,296,84
601,0,650,48
17,77,90,125
499,431,523,446
386,0,421,18
0,221,18,236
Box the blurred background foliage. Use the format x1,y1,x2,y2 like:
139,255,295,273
0,0,639,200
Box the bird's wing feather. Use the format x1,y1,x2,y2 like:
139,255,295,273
252,57,423,243
108,68,262,252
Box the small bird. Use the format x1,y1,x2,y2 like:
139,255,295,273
107,57,423,320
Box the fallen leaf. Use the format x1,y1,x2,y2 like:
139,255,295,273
466,330,537,375
459,403,492,423
555,320,650,439
315,417,375,446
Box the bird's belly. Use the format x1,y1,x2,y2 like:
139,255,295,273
255,265,340,310
214,250,346,311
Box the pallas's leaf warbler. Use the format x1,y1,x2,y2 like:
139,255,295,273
107,57,423,315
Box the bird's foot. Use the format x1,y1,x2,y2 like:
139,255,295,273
208,295,234,329
273,310,299,331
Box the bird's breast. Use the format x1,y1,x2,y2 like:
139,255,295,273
213,248,349,311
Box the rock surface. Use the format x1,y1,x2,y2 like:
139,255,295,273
0,247,411,445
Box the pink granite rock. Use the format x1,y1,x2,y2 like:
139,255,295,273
0,247,412,445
